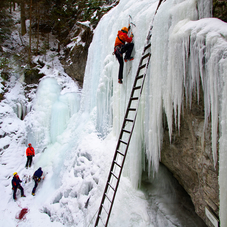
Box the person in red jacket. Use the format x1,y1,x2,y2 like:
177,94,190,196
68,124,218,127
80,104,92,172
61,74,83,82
12,172,26,201
25,143,35,168
114,26,134,84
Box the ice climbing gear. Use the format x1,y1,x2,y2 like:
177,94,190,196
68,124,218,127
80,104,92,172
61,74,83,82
114,46,122,56
124,57,134,62
128,15,136,38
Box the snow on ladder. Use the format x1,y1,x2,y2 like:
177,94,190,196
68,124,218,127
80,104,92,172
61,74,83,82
94,0,164,226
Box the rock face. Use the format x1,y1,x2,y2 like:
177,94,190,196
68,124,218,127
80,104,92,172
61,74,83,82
161,96,219,227
62,25,93,87
63,44,88,87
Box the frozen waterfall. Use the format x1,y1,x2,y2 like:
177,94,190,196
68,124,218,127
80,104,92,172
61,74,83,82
24,0,227,226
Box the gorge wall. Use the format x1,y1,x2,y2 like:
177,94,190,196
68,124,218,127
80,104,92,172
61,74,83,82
161,94,219,227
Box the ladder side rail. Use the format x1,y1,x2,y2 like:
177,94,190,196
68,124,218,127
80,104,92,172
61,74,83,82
138,54,151,98
94,0,164,221
131,56,149,90
146,0,164,45
95,131,127,227
94,119,132,227
103,53,152,227
94,138,126,226
95,54,152,227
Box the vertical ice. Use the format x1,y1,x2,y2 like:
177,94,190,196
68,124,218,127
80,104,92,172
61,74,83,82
144,0,226,225
219,43,227,226
24,0,227,225
145,0,213,172
27,78,61,149
27,77,81,150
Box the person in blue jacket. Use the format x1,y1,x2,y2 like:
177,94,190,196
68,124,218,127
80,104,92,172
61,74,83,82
12,172,26,201
32,167,43,196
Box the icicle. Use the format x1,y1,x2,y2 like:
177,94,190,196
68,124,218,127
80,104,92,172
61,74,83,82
197,0,212,19
16,103,22,119
219,56,227,227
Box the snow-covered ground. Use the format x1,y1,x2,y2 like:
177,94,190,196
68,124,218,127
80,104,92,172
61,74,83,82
1,0,227,226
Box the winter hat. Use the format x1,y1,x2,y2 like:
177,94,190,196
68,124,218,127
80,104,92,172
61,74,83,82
121,27,128,33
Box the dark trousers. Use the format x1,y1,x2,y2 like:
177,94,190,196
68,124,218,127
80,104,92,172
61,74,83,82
25,156,33,167
115,43,134,80
13,185,24,200
32,179,39,194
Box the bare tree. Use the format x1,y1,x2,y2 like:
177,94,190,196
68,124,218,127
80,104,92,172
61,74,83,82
28,0,32,65
20,0,26,36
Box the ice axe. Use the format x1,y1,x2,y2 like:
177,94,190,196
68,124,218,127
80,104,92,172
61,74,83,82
128,15,136,37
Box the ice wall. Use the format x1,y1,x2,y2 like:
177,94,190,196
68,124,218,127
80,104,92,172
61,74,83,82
26,77,81,151
145,1,227,226
26,0,227,225
83,0,227,224
144,0,214,174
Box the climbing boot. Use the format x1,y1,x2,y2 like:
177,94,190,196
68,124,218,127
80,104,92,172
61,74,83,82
124,57,134,62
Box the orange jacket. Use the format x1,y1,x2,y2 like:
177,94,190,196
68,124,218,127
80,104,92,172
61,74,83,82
115,30,133,47
26,146,35,156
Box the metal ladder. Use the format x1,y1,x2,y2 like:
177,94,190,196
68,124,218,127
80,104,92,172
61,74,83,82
94,43,151,227
94,1,164,226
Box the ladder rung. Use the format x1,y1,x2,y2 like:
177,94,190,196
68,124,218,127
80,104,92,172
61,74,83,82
102,204,109,214
139,64,146,70
108,182,116,191
133,86,141,90
123,129,131,134
130,97,139,101
142,53,151,61
144,43,151,51
99,216,105,226
136,75,144,80
119,139,128,145
114,161,122,168
128,108,136,111
117,150,124,156
125,118,133,122
111,171,118,179
104,193,112,203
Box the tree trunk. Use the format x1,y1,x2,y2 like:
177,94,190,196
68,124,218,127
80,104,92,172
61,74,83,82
36,1,40,55
20,0,26,36
28,0,32,65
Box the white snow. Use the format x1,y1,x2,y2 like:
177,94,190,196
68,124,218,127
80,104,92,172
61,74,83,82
1,0,227,226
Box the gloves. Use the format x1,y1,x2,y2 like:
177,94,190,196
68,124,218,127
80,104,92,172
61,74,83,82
130,33,134,38
128,25,131,30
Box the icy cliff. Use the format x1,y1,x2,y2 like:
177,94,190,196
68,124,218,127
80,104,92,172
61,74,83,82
1,0,227,226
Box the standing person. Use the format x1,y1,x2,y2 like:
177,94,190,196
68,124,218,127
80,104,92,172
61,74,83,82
114,26,134,84
25,143,35,168
32,167,43,196
12,172,26,201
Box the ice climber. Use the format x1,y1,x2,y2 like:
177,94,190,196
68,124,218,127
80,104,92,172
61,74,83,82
12,172,26,201
32,167,43,196
25,143,35,168
114,26,134,84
